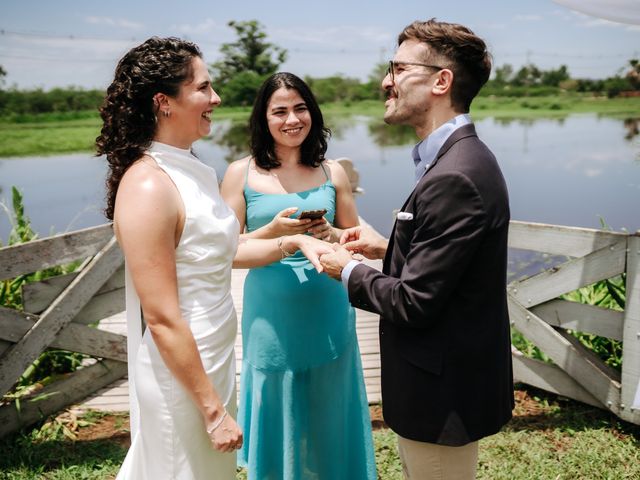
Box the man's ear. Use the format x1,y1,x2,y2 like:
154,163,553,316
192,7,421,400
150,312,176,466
432,69,454,97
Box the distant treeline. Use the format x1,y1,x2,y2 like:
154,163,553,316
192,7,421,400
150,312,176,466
0,67,637,118
0,87,104,118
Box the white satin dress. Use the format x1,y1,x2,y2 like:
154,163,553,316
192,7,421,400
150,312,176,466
116,141,240,480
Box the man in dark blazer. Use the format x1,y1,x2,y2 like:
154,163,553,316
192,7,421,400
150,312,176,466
320,19,514,479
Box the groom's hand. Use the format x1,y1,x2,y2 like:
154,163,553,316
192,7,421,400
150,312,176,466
320,244,354,280
341,225,388,260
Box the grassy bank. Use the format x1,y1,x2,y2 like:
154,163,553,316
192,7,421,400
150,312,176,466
1,96,638,157
0,388,638,479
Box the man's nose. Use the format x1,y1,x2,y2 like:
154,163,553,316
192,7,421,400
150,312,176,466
381,72,393,91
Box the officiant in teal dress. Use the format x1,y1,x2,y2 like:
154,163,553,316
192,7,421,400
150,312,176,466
221,72,376,480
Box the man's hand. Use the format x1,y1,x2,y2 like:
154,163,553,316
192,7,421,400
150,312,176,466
320,244,354,280
340,225,388,260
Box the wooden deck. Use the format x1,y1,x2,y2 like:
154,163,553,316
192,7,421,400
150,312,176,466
75,259,383,412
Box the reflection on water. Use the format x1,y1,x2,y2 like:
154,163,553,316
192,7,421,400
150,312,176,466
210,121,250,164
1,114,638,251
624,118,639,143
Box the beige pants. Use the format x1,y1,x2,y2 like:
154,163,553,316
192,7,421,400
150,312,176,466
397,435,479,480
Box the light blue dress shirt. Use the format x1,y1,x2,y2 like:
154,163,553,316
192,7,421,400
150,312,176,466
341,114,472,288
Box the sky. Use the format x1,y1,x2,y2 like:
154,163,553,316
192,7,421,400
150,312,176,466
1,0,639,90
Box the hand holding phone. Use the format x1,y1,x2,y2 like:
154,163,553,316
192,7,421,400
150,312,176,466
298,208,327,220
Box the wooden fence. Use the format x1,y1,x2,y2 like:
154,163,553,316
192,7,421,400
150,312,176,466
0,220,638,437
508,221,640,424
0,225,127,437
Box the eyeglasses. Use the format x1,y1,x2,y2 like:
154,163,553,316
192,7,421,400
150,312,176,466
387,60,443,83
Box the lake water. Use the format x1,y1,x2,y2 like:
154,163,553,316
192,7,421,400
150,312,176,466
1,114,638,252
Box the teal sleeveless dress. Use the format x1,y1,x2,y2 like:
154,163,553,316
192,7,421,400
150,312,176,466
238,161,376,480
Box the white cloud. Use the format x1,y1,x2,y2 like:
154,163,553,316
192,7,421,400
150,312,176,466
85,16,143,30
569,10,638,30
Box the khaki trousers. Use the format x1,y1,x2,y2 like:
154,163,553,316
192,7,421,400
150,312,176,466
397,435,479,480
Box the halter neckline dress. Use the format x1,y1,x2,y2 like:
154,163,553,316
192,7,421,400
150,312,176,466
117,141,240,480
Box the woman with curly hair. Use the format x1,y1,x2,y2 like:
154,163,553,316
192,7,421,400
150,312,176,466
97,38,332,480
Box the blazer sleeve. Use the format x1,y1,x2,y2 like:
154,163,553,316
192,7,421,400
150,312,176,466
348,170,488,328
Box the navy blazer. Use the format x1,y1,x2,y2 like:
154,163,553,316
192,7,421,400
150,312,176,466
348,123,514,445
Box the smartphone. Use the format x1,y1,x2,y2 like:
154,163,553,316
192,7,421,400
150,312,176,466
298,208,327,220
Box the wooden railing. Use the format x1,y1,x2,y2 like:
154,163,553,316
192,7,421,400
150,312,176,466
0,225,127,437
508,221,640,424
0,220,638,437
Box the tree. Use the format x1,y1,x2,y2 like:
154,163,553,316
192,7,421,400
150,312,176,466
541,65,570,87
513,64,542,87
0,65,6,89
625,58,640,90
493,64,514,85
210,20,287,105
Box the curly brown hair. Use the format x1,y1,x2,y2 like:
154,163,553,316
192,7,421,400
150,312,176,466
399,19,492,112
96,37,202,220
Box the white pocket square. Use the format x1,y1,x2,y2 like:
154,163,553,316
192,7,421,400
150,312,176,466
396,211,413,221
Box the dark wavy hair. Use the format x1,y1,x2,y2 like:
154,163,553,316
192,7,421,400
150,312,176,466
249,72,330,169
96,37,202,220
399,19,492,112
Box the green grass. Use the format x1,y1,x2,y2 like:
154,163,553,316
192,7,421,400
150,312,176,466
471,95,640,120
1,388,639,479
1,96,638,157
0,121,100,157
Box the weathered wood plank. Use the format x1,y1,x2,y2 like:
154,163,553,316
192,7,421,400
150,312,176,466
0,224,114,281
557,328,621,383
22,264,124,315
0,308,39,357
508,221,626,257
73,287,125,326
0,341,11,357
0,306,126,362
532,299,624,341
0,237,123,396
512,348,602,408
509,239,627,308
0,359,127,437
621,235,640,424
508,296,621,412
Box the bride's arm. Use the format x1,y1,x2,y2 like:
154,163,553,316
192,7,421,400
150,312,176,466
115,161,241,452
233,234,333,271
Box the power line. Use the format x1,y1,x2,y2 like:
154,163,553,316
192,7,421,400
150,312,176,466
2,27,633,59
0,28,150,44
0,53,115,63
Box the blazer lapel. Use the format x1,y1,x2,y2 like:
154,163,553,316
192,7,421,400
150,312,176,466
383,124,479,273
432,123,478,166
383,191,415,273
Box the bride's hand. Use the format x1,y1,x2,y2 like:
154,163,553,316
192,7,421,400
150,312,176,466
206,411,243,453
283,234,334,272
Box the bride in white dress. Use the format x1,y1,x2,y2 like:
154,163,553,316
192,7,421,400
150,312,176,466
96,37,333,480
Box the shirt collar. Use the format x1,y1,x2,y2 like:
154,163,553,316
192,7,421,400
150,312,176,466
412,113,472,178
